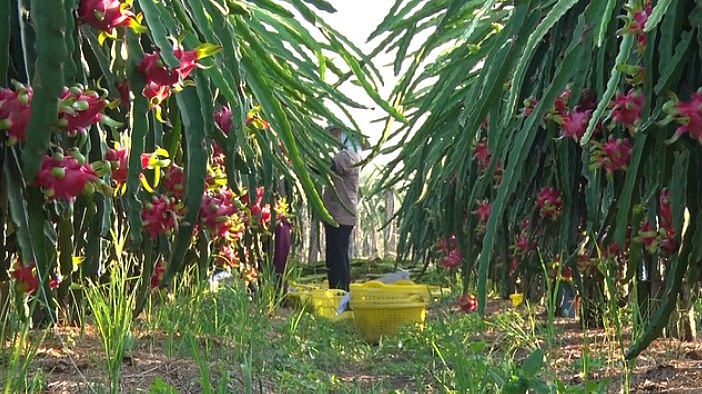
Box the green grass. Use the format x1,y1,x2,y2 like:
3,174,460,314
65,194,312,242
130,270,597,393
0,264,663,392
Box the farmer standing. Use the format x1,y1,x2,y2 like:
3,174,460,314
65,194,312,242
323,125,364,291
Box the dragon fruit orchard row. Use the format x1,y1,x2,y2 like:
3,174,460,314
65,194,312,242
1,8,286,293
437,0,693,279
4,95,284,294
436,80,688,270
437,0,694,280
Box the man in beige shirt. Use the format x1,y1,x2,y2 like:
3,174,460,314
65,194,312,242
323,125,362,291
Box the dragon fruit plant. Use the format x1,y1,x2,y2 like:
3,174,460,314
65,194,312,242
1,0,390,324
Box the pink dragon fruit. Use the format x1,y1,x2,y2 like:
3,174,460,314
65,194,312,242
536,186,563,220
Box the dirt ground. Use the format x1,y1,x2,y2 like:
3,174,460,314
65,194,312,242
481,300,702,394
12,300,702,393
550,317,702,393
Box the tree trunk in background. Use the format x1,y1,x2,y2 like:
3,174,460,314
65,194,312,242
308,218,320,264
674,282,698,341
675,212,696,341
352,226,364,259
362,229,372,257
651,257,665,335
362,228,378,258
580,271,605,328
383,189,395,258
349,228,356,259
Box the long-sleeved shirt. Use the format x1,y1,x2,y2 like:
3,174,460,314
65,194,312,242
323,148,361,226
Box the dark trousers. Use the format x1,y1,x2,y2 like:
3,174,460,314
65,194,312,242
324,223,354,291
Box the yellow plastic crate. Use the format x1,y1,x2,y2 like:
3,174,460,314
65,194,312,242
350,280,435,303
286,281,329,310
351,296,426,343
288,281,327,293
311,288,347,319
